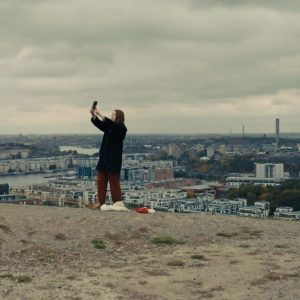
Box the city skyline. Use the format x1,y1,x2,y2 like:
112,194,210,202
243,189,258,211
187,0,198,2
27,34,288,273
1,1,300,134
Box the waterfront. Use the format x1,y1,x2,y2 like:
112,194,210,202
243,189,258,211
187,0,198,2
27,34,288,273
0,147,98,187
0,171,77,187
0,173,50,187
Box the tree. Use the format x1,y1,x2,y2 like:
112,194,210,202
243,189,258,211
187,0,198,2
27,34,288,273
247,192,256,205
281,179,300,190
187,191,195,198
227,188,239,199
0,184,9,195
277,190,300,211
226,179,300,213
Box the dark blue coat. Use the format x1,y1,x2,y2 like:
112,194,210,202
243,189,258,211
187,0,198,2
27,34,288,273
91,116,127,174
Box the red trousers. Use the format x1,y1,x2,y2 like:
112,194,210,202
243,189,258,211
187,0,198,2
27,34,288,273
96,172,121,205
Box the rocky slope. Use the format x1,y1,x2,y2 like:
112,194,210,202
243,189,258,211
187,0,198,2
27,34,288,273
0,204,299,300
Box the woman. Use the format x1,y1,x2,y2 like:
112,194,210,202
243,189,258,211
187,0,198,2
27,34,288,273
90,107,127,210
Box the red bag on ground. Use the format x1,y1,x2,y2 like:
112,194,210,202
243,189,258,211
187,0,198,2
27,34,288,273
135,207,154,214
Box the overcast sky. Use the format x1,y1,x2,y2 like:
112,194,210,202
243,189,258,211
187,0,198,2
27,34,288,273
1,0,300,134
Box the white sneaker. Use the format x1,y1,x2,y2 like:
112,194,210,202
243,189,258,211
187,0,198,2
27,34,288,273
100,204,114,211
111,201,129,211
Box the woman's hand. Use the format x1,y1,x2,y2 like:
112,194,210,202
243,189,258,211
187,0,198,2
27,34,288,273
90,108,95,116
90,107,104,120
93,108,101,116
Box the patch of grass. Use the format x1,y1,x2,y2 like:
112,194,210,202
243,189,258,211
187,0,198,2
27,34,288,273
27,230,37,236
181,279,203,288
167,259,185,267
55,233,67,240
191,254,206,260
240,227,263,237
91,239,106,249
193,285,224,298
215,227,264,240
247,249,261,255
0,224,11,233
20,239,29,244
151,236,184,245
274,244,289,249
238,243,251,248
229,260,240,265
0,273,14,280
0,273,31,283
143,269,170,276
15,275,32,283
216,232,239,238
66,274,77,280
248,230,262,236
251,272,300,286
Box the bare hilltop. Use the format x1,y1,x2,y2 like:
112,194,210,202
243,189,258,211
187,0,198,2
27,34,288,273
0,204,299,300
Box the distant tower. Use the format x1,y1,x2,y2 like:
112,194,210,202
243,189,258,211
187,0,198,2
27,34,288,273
275,118,280,151
242,124,245,138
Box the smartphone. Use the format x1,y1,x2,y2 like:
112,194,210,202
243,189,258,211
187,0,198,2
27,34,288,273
92,101,98,110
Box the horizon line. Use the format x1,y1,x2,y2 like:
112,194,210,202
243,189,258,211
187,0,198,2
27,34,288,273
1,132,300,136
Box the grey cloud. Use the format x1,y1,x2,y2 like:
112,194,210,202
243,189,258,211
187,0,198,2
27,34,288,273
0,0,300,133
0,1,267,47
11,45,114,78
189,0,300,11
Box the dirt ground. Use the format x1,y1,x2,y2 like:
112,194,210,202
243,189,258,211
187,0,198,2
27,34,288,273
0,203,299,300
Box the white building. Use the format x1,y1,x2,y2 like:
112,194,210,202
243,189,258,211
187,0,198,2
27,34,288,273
122,160,175,183
226,163,286,188
255,163,284,179
206,146,215,158
226,176,283,188
0,156,79,175
239,201,270,218
124,189,187,210
274,207,300,220
207,198,247,215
